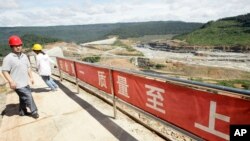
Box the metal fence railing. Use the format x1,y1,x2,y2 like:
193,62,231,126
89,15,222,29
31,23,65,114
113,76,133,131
28,55,250,141
55,56,250,141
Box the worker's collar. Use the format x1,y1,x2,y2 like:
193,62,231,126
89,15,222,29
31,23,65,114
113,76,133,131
11,52,24,57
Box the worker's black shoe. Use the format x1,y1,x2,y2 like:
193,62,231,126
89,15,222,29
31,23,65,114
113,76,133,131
20,111,39,119
31,113,39,119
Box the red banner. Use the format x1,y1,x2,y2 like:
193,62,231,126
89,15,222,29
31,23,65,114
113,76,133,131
75,62,112,94
57,58,75,76
56,57,250,141
112,70,250,141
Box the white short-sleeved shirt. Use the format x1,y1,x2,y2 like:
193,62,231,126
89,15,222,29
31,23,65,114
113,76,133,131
2,53,30,88
36,53,52,76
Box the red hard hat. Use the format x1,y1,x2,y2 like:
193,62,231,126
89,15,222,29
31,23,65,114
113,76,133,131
8,35,23,47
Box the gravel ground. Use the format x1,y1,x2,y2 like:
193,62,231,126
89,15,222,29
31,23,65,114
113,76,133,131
134,46,250,72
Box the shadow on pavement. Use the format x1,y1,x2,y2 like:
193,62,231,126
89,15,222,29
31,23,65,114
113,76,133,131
31,88,51,93
57,82,138,141
1,103,19,117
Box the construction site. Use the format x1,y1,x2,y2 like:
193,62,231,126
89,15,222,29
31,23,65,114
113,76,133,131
46,37,250,84
0,37,250,141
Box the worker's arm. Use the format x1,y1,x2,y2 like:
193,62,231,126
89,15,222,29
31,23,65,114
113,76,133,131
27,54,34,85
28,68,34,85
2,71,16,89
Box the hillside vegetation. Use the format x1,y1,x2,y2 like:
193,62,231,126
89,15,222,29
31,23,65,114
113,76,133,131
174,13,250,47
0,21,202,44
106,21,202,38
0,21,202,56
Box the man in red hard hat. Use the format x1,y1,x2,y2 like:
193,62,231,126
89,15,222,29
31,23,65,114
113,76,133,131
2,35,39,119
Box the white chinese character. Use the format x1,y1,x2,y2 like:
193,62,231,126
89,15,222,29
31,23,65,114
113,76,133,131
194,101,230,140
79,70,85,75
98,71,107,88
117,76,129,98
145,84,165,114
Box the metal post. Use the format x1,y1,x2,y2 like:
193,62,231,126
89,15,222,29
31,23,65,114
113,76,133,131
76,78,79,93
74,62,79,94
28,55,31,63
109,69,116,119
59,68,63,81
57,58,63,82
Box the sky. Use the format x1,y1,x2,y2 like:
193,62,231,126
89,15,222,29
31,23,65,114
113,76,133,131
0,0,250,27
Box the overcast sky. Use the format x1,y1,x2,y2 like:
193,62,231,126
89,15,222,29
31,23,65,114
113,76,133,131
0,0,249,27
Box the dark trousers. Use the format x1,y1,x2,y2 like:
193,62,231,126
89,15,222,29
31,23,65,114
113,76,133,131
15,85,38,115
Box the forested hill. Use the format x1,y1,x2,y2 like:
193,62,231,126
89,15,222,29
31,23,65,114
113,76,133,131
0,21,202,44
174,13,250,47
106,21,202,38
0,21,202,56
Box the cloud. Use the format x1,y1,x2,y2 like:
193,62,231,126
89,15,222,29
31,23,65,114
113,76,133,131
0,0,19,9
0,0,249,27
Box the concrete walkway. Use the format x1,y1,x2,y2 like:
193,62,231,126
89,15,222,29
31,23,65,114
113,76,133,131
0,73,164,141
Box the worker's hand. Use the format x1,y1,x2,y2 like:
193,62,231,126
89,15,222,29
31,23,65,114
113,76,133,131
9,81,16,89
30,78,34,85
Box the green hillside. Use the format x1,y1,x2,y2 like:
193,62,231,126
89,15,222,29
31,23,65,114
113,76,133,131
174,13,250,47
0,24,118,44
0,21,202,44
106,21,202,38
0,21,202,56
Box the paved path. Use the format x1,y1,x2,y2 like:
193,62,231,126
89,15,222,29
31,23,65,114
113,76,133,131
0,73,164,141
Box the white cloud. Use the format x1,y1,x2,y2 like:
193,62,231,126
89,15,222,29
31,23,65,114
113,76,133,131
0,0,249,27
0,0,19,9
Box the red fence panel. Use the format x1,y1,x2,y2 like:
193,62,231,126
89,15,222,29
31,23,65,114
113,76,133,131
75,62,112,94
56,57,250,141
57,57,76,76
112,70,250,141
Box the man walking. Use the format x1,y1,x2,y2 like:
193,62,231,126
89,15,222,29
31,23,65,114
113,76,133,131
2,35,39,119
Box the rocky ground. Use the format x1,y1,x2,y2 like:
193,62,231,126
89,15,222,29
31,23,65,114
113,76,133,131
39,39,250,88
134,46,250,72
